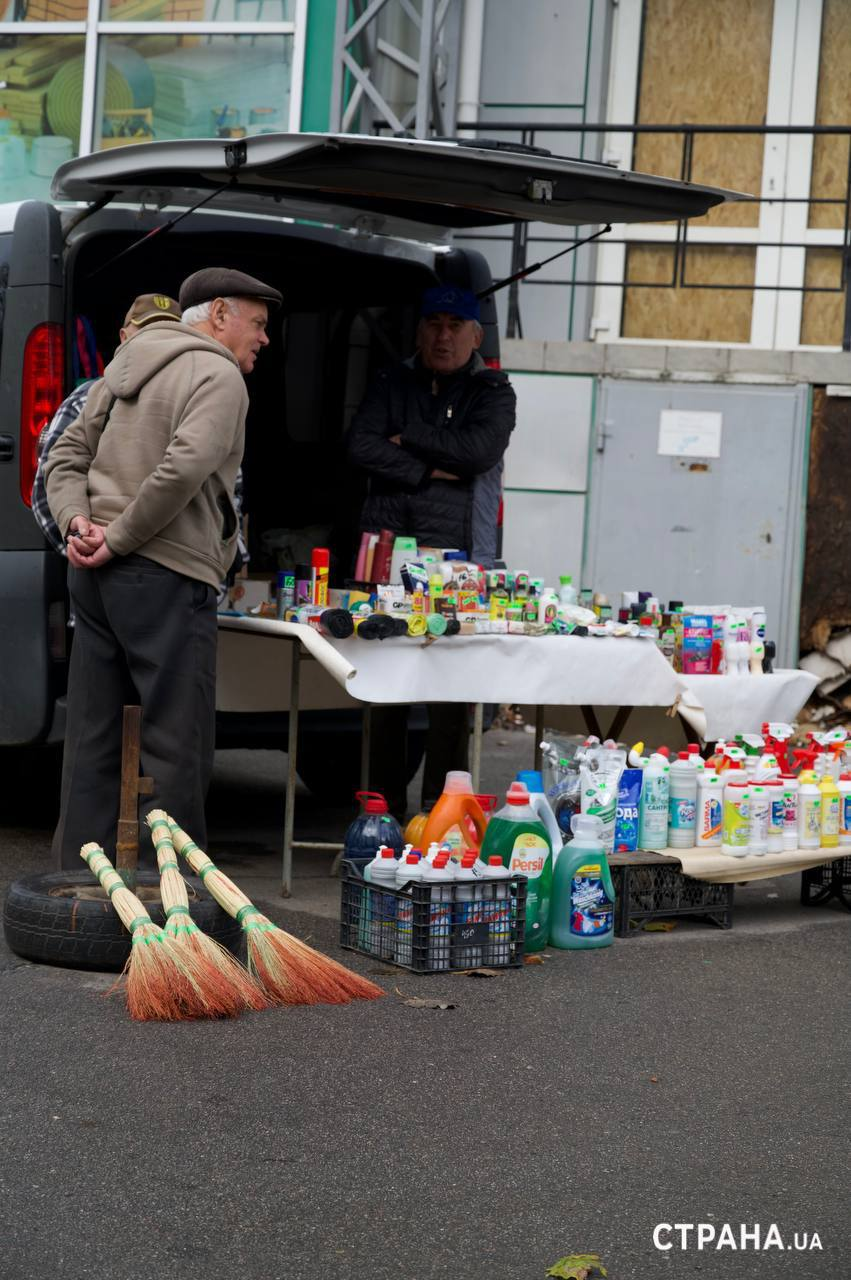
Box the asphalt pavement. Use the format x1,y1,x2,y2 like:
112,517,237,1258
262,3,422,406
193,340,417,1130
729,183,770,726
1,732,849,1280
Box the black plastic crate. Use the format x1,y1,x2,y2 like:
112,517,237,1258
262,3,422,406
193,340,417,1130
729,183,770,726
800,857,851,911
339,861,527,973
612,859,734,936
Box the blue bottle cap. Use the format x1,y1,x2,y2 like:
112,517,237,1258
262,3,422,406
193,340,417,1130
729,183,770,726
517,769,544,793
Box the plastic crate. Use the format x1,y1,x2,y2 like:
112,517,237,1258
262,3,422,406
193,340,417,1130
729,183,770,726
800,856,851,911
611,859,734,936
339,861,527,973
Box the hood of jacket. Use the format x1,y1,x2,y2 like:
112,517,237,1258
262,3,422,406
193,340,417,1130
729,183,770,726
103,320,241,400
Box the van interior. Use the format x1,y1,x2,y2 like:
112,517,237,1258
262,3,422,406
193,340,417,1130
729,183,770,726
65,209,498,584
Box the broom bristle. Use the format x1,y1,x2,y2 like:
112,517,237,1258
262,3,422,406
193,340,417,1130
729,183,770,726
147,810,269,1016
165,908,270,1013
166,817,386,1007
121,923,194,1022
244,913,386,1006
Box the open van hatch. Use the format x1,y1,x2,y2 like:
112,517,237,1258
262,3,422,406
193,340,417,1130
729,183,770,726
51,132,749,238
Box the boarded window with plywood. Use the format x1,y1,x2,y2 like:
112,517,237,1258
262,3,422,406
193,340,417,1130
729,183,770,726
800,248,845,347
623,244,755,342
633,0,772,230
809,0,851,233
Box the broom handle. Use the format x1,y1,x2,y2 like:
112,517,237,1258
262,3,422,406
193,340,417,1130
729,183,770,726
167,819,259,919
81,844,157,934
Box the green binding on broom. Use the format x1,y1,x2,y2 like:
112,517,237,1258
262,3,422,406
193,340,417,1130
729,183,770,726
145,810,270,1017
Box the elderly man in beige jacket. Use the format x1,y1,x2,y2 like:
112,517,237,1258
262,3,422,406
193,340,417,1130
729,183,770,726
45,268,281,869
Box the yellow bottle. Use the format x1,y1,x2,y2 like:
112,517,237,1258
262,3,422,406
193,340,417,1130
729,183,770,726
404,812,428,846
819,774,840,848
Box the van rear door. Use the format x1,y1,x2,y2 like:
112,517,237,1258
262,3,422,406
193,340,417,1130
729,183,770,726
50,133,748,237
1,201,65,548
0,201,68,745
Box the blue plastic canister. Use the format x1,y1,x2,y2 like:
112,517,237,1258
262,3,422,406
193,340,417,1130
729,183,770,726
343,791,403,874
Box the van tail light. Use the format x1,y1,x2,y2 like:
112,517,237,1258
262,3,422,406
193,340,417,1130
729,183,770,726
21,323,65,508
484,356,501,369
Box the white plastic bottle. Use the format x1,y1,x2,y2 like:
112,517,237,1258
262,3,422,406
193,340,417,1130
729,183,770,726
420,856,452,970
765,779,785,853
797,771,821,851
558,575,578,605
696,769,723,847
364,846,402,959
394,854,426,966
537,590,559,625
639,754,670,850
838,773,851,848
452,850,484,969
481,856,513,966
781,775,799,851
748,784,769,854
516,769,563,863
667,752,698,849
721,774,750,857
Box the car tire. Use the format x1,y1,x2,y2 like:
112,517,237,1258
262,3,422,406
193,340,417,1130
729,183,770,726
3,870,242,972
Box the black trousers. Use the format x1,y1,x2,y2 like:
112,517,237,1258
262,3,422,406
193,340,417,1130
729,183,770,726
369,702,471,817
52,555,217,870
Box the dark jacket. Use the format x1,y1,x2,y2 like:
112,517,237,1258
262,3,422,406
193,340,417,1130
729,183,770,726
346,353,516,566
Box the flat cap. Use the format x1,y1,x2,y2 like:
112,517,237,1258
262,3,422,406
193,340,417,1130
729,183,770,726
125,294,182,328
179,268,282,312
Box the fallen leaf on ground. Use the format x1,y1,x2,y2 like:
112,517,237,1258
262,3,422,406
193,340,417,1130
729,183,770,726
649,1075,659,1083
546,1253,608,1279
453,967,503,978
643,921,677,931
524,954,546,964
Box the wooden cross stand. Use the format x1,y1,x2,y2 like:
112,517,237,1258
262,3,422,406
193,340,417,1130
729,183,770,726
116,705,154,889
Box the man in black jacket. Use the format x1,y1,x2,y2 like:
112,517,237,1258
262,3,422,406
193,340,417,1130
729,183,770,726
347,285,516,814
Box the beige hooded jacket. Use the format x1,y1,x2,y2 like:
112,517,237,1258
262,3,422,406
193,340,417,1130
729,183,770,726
44,320,248,589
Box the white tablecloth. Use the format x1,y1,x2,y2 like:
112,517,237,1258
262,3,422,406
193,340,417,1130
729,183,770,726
677,669,818,739
324,633,684,707
654,844,838,884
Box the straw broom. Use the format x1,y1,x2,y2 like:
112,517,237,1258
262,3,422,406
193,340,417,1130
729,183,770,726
166,817,386,1006
145,811,269,1016
80,843,218,1021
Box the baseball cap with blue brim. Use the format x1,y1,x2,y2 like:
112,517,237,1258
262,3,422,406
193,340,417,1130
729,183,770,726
420,285,480,323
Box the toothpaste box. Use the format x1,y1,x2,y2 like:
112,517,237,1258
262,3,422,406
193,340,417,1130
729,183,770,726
682,614,713,675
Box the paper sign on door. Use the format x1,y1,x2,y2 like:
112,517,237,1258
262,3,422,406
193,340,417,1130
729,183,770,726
657,410,722,458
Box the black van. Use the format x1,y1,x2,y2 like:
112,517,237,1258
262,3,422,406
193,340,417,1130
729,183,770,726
0,132,734,786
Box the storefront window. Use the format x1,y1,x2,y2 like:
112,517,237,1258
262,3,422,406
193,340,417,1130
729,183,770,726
0,0,86,16
0,34,84,201
93,33,292,149
99,0,294,18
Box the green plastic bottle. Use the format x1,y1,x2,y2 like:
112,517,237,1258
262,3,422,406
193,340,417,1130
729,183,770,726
480,781,552,952
549,813,615,949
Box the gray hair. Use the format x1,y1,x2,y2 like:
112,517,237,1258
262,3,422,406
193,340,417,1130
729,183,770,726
181,296,243,326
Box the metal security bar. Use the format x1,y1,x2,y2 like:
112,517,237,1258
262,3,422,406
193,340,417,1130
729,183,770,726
444,122,851,349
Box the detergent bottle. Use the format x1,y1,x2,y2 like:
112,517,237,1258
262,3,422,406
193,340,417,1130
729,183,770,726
364,846,402,960
638,753,670,851
668,752,698,848
480,782,552,952
549,814,615,950
343,791,403,874
819,774,840,848
838,773,851,848
394,854,426,967
481,856,513,965
797,771,821,850
420,771,487,859
721,765,750,856
516,769,563,861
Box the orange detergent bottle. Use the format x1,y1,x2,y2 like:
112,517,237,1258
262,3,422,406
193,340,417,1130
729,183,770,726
420,771,488,861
